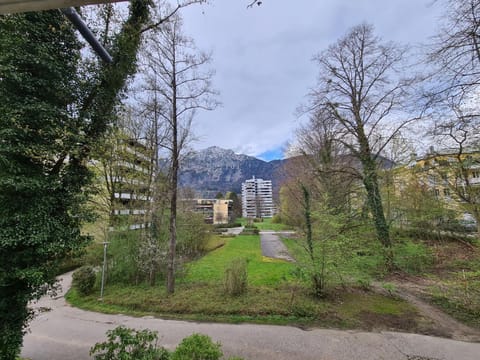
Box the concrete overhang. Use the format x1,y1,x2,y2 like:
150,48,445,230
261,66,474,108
0,0,127,14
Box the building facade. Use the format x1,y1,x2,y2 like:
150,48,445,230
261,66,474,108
241,176,274,218
88,129,154,237
391,148,480,231
182,199,233,224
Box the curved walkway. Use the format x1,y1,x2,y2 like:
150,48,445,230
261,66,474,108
21,272,480,360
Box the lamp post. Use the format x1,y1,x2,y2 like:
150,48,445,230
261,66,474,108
100,241,109,300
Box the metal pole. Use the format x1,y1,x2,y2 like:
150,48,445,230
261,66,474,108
100,241,109,300
62,7,113,63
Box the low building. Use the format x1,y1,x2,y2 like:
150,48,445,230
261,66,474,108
184,199,233,224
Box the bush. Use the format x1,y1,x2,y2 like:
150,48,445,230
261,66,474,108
72,266,96,296
171,333,222,360
177,212,212,258
213,222,241,229
91,327,244,360
223,258,248,296
393,240,432,274
271,214,282,224
90,326,170,360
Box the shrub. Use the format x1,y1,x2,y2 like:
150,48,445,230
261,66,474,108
72,266,96,296
271,214,282,224
213,222,241,229
177,212,212,258
91,327,244,360
393,240,432,274
223,258,248,296
171,333,222,360
90,326,169,360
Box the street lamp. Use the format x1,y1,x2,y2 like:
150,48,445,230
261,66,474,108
100,241,109,300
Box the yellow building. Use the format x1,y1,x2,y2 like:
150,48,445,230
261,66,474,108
183,199,233,225
391,148,480,231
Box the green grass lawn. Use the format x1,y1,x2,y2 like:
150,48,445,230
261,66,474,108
239,217,294,231
183,235,294,286
67,233,427,332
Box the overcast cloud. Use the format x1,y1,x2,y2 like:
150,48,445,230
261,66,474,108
178,0,444,161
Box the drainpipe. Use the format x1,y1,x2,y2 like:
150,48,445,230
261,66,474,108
62,7,113,63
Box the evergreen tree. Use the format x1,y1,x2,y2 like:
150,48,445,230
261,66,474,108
0,11,85,358
0,1,153,356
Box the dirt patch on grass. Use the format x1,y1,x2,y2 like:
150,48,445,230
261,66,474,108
378,239,480,341
427,239,479,276
358,310,418,331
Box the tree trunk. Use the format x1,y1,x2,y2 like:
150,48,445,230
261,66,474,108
361,156,393,268
356,125,393,269
167,172,177,294
167,68,178,294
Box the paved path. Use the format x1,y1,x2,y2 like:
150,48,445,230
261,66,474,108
21,273,480,360
260,231,295,261
225,226,244,235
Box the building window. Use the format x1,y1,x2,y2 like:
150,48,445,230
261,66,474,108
443,188,450,196
434,188,440,197
471,171,479,179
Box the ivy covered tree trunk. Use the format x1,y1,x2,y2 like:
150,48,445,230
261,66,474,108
360,155,393,268
0,2,152,357
0,11,85,358
356,128,393,268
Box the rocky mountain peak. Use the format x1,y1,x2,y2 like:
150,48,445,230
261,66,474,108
179,146,285,197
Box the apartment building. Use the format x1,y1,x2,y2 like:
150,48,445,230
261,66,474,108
392,148,480,230
88,129,154,235
241,176,274,218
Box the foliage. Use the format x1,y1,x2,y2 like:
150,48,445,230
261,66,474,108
390,175,457,235
90,326,169,360
0,1,155,356
214,222,242,229
271,214,282,224
240,222,259,235
430,269,480,328
223,258,248,296
304,23,418,268
90,328,243,360
107,231,143,285
293,186,354,297
225,192,242,220
177,211,212,258
171,333,222,360
72,266,97,296
0,11,84,358
393,240,433,274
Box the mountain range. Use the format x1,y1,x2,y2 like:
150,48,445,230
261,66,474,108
179,146,286,197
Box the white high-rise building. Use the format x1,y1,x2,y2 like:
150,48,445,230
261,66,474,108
241,176,274,218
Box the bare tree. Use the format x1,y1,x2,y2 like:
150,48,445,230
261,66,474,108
296,108,359,215
431,109,480,234
306,23,419,268
428,0,480,104
141,13,218,293
426,1,480,233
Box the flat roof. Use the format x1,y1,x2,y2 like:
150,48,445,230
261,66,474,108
0,0,126,14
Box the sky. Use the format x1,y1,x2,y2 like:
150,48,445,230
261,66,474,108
176,0,445,161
